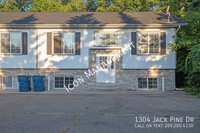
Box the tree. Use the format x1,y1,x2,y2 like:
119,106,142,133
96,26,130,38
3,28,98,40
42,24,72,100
0,0,19,11
168,0,200,94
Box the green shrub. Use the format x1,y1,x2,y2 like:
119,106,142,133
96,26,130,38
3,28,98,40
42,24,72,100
184,87,200,97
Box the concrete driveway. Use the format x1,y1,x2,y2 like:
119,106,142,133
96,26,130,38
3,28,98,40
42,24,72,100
0,91,199,133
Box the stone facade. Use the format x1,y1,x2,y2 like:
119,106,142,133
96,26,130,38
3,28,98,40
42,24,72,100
0,48,176,91
0,68,175,91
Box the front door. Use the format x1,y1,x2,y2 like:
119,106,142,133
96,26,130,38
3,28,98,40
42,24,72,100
96,55,116,83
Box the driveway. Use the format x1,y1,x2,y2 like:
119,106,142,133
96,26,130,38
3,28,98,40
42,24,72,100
0,91,199,133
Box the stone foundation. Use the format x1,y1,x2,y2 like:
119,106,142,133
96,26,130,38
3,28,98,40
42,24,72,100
0,69,175,91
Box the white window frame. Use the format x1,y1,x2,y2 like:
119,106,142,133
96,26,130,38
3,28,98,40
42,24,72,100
97,54,116,70
53,32,75,55
2,76,18,89
0,32,22,54
137,32,160,55
137,77,159,90
54,76,74,89
94,32,118,47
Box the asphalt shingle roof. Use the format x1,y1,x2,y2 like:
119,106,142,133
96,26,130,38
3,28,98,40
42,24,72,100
0,12,186,25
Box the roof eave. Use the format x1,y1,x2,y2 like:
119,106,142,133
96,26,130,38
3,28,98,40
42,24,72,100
0,23,188,29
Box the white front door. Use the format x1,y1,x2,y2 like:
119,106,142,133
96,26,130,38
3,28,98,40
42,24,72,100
96,55,116,83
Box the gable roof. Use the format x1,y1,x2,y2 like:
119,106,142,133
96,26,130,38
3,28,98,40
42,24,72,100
0,12,187,29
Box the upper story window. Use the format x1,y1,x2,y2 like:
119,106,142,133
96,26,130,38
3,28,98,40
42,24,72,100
54,32,75,54
95,32,118,46
138,32,160,54
0,32,22,54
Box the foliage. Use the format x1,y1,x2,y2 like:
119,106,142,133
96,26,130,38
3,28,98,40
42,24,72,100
168,0,200,96
184,87,200,98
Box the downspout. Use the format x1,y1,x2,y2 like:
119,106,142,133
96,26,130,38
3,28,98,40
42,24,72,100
175,24,181,90
176,25,181,33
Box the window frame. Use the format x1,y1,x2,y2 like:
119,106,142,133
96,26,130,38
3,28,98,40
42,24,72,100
94,31,118,47
52,32,75,55
137,77,159,90
54,76,74,89
148,78,158,89
0,32,22,55
97,54,116,70
2,76,19,89
137,32,160,55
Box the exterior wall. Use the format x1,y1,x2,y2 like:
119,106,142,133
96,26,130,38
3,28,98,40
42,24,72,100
0,28,176,69
37,28,176,69
118,69,175,90
37,29,89,69
122,29,176,69
0,29,37,68
0,69,175,91
0,28,176,91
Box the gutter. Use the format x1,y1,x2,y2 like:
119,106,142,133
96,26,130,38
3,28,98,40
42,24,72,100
0,23,188,29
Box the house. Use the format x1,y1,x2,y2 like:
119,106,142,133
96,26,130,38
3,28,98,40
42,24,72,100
0,12,187,91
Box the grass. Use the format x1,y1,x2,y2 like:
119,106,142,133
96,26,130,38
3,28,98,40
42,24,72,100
164,115,170,118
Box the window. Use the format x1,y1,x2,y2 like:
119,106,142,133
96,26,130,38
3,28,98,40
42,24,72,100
55,77,64,88
99,56,108,69
53,32,75,54
65,77,74,88
63,33,75,54
138,78,147,89
138,32,159,54
148,78,158,89
95,33,117,46
138,77,158,89
0,32,22,54
55,77,74,89
2,76,19,89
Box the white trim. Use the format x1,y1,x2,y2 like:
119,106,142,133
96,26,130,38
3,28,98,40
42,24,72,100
0,23,188,29
162,77,165,92
137,32,160,55
137,77,159,90
52,32,75,55
2,76,18,89
94,31,118,47
48,76,50,91
90,47,121,49
96,54,116,83
62,32,75,54
54,76,74,89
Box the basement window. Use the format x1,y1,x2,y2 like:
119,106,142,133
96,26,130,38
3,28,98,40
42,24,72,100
2,76,19,89
138,78,147,89
54,77,74,89
138,77,158,90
